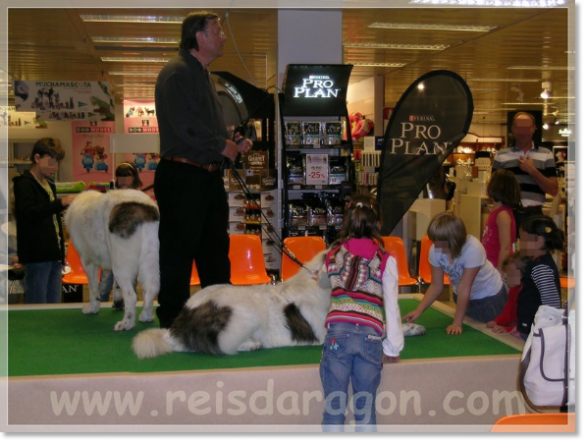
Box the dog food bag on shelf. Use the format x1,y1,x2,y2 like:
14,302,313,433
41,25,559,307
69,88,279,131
286,154,305,186
326,196,345,227
302,121,322,148
329,157,347,185
285,121,302,145
305,196,327,227
289,200,308,227
324,122,342,146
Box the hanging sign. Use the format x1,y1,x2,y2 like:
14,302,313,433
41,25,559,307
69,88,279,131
0,106,47,129
13,80,115,122
377,70,473,234
123,100,158,134
282,64,353,117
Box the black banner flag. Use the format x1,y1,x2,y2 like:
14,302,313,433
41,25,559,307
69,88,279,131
377,70,474,234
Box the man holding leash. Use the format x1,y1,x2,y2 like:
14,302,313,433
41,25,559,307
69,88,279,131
154,11,252,328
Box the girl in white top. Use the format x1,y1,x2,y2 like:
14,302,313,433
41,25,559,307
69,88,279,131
404,211,507,335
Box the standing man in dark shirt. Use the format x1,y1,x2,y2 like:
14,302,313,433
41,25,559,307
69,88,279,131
154,11,252,328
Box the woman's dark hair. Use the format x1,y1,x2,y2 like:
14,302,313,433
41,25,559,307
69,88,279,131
487,169,522,209
334,193,383,247
180,12,219,51
115,162,142,189
520,215,564,252
31,138,65,162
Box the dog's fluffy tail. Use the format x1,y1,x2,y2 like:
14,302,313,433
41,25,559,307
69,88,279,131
133,328,172,359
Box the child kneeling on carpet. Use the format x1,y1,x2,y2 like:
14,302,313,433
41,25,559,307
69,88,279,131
318,194,403,432
403,211,507,335
486,252,528,334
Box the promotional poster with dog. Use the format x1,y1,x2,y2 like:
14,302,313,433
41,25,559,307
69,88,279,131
71,120,115,182
123,99,158,135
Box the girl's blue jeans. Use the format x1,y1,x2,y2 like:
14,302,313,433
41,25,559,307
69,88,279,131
320,322,384,432
24,261,62,304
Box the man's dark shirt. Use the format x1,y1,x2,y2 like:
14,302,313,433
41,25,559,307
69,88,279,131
155,48,229,164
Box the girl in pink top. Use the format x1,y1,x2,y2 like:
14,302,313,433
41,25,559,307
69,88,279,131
481,170,521,273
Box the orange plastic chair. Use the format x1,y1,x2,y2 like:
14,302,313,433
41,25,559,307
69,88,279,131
229,234,271,285
418,235,450,289
190,262,201,286
281,236,326,281
382,236,418,288
492,413,575,432
62,240,90,284
560,276,575,289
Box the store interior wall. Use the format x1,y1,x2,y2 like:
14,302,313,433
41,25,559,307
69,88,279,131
8,104,128,183
347,77,375,123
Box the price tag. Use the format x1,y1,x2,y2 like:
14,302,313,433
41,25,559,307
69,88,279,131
305,153,329,185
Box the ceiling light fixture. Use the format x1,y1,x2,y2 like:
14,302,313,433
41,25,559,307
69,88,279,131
108,71,160,76
91,36,179,45
540,81,551,99
102,57,170,63
352,62,406,67
466,78,540,82
344,43,449,50
502,102,556,105
469,87,500,92
80,14,184,23
368,22,497,33
409,0,566,6
508,66,575,71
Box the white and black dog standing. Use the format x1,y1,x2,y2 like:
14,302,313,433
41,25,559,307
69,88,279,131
65,189,159,331
133,252,331,358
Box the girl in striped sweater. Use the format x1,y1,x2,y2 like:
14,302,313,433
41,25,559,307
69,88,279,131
516,215,564,339
318,194,403,432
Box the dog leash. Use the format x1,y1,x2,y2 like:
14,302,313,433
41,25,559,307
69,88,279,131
226,159,315,276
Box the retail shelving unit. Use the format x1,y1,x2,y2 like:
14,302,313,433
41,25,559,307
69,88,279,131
279,64,354,245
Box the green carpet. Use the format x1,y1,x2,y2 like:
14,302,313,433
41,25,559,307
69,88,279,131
8,299,519,377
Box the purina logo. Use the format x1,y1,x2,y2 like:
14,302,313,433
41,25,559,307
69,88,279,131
409,115,436,122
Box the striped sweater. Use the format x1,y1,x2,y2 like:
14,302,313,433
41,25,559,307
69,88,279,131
492,145,557,207
325,241,390,335
517,253,561,334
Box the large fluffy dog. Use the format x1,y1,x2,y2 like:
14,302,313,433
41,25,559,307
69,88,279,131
65,189,159,331
133,252,426,359
133,252,331,358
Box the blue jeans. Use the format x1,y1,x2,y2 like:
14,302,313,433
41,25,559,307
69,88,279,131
24,261,62,304
320,323,384,432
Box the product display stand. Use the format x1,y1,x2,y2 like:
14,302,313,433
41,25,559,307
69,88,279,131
279,64,354,245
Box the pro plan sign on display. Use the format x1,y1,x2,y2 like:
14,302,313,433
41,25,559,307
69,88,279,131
13,80,115,122
377,70,474,234
282,64,353,117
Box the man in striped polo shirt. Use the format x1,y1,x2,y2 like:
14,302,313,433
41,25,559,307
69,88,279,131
492,112,558,232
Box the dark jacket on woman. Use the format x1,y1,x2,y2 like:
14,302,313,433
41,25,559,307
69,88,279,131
13,170,66,264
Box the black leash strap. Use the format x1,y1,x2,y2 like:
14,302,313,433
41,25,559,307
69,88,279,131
227,161,312,273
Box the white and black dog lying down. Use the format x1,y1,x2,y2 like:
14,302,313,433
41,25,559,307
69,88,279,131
133,251,425,359
65,189,159,331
